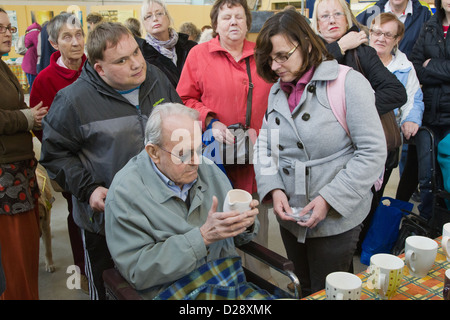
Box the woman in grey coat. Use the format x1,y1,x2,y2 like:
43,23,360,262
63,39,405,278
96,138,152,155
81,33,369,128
253,10,386,296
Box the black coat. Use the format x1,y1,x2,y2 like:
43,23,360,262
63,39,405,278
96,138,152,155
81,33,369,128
325,26,407,115
137,33,197,88
411,14,450,126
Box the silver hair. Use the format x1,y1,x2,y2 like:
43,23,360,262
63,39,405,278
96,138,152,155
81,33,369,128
47,13,84,43
144,103,199,146
141,0,174,26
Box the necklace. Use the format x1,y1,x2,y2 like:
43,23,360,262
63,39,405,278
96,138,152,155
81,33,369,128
227,50,242,61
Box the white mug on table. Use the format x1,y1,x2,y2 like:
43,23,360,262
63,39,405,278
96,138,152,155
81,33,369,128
367,253,404,300
442,223,450,262
325,272,362,300
404,235,438,278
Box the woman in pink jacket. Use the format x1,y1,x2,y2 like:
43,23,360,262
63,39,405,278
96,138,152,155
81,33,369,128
22,22,41,89
176,0,274,283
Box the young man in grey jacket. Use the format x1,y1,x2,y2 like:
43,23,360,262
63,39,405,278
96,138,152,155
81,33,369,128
40,22,182,300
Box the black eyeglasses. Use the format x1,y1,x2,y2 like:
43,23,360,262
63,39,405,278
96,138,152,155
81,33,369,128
268,44,299,64
0,25,17,34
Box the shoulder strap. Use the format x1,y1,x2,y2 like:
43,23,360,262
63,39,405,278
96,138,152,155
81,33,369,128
327,65,385,191
327,65,352,136
245,57,253,129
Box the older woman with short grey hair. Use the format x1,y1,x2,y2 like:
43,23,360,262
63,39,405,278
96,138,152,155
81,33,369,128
29,12,88,292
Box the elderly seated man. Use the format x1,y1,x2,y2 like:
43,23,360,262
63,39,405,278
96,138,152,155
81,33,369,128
105,103,272,300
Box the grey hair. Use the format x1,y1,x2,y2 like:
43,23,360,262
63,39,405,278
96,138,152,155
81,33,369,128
144,103,199,146
47,13,84,43
141,0,174,26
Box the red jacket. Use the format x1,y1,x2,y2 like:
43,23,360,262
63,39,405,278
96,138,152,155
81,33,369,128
30,51,86,141
177,37,272,193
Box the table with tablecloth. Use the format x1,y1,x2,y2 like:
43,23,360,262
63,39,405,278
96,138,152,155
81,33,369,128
7,64,29,93
304,237,449,300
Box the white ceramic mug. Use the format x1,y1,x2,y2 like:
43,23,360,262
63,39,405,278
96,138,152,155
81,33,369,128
444,269,450,300
325,272,362,300
223,189,252,213
405,236,438,278
442,223,450,262
367,253,404,300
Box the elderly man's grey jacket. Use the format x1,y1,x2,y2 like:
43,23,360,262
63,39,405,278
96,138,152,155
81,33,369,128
105,150,258,299
254,60,387,242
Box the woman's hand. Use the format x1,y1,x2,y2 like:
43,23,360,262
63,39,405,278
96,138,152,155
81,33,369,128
401,121,419,140
297,195,330,229
211,120,235,144
271,189,296,222
30,101,48,129
337,31,368,53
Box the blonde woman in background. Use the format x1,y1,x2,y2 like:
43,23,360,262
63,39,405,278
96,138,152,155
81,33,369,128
138,0,196,87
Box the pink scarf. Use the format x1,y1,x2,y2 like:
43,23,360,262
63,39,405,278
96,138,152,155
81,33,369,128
280,67,315,112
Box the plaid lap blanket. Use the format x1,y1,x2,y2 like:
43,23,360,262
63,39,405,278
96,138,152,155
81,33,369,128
154,257,275,300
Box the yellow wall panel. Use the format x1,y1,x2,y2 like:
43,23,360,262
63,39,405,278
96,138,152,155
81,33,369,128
2,4,87,59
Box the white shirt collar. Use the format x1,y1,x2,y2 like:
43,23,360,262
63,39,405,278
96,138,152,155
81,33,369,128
385,0,413,23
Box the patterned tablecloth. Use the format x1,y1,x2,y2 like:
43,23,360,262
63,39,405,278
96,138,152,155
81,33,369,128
305,237,449,300
8,64,29,93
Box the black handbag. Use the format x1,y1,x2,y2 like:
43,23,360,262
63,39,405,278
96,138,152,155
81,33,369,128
221,57,254,165
391,211,433,256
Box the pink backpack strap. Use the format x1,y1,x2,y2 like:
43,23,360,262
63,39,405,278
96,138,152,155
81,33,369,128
327,65,352,136
327,64,384,191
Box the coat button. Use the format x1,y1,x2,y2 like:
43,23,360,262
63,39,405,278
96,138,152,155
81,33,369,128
307,84,315,93
283,168,289,175
297,142,304,149
302,113,310,121
275,117,280,125
277,144,284,151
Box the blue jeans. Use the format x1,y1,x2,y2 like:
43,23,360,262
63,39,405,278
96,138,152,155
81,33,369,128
415,126,450,220
25,73,36,90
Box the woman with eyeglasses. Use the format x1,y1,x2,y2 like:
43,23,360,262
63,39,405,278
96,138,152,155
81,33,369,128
369,13,424,196
138,0,196,88
0,8,48,300
312,0,407,250
311,0,406,117
253,9,386,297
